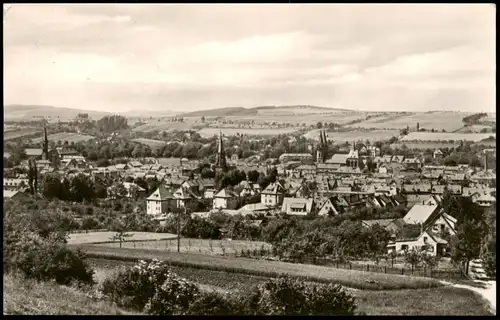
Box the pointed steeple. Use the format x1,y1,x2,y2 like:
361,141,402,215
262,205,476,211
216,130,227,170
43,125,49,160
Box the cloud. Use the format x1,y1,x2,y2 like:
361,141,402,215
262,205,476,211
3,4,496,113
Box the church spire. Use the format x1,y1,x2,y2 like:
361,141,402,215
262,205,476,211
43,125,49,160
216,130,227,170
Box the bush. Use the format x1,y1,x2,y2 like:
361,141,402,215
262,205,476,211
100,259,172,310
4,232,94,286
144,273,200,315
246,275,357,315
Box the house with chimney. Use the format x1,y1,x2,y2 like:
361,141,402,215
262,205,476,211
260,182,286,207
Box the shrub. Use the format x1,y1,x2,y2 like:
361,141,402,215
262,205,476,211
144,273,200,315
246,275,357,315
4,232,94,286
100,259,172,310
186,291,238,315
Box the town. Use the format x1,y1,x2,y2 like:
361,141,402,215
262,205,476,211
3,3,496,317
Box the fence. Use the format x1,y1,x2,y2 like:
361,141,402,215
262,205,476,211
69,229,109,234
294,256,466,281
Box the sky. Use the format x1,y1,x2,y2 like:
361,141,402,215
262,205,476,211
3,4,496,113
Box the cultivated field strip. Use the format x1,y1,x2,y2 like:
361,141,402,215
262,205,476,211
75,245,443,290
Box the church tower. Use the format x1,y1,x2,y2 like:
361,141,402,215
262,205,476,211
42,126,49,160
215,130,227,172
316,129,328,164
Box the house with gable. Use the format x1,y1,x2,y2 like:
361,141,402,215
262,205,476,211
213,188,240,210
260,182,285,207
281,197,315,216
146,186,177,216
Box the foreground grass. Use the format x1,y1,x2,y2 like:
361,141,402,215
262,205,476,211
88,258,492,316
3,274,138,315
75,245,442,290
355,287,492,315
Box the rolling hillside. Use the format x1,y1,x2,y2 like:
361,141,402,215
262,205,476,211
180,105,352,117
4,105,112,121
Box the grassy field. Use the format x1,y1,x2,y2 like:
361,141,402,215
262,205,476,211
31,132,95,143
401,132,495,142
87,259,492,316
348,112,467,132
132,120,198,133
197,127,299,138
131,138,167,148
303,129,400,143
456,125,494,133
67,231,178,245
2,274,135,315
4,128,41,141
94,238,272,256
74,245,442,290
391,141,458,150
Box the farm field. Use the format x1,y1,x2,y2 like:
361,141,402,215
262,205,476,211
67,231,178,245
348,111,467,132
88,258,492,316
4,128,41,141
31,132,96,143
303,129,400,143
197,127,299,138
131,138,167,148
456,125,494,133
73,245,442,290
94,238,272,256
132,120,198,133
401,132,495,142
391,142,458,150
231,112,370,126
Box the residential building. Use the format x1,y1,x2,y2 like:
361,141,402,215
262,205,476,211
278,153,314,163
146,187,176,216
261,182,285,207
213,188,240,210
281,197,314,216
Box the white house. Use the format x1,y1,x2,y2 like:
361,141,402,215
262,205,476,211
387,230,448,256
316,197,340,216
281,197,314,216
213,188,240,210
261,182,285,207
146,187,176,216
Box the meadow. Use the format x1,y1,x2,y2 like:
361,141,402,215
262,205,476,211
3,273,134,315
303,129,400,143
131,138,167,148
94,238,272,256
347,111,467,132
74,245,442,290
197,127,299,138
4,128,41,141
87,258,492,316
401,132,495,142
31,132,96,143
391,142,459,150
132,120,198,133
67,231,178,245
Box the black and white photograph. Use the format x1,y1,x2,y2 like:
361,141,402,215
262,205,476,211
3,3,496,315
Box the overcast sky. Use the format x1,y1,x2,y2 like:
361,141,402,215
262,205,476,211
3,4,496,113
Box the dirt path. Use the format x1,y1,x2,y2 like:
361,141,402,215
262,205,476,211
440,280,496,315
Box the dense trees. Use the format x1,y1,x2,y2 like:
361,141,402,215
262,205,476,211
97,115,129,133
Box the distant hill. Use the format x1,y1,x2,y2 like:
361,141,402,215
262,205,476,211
4,105,112,121
4,105,181,122
180,105,352,117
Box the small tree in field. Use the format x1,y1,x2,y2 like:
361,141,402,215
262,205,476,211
421,253,440,276
403,248,422,274
110,230,134,248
